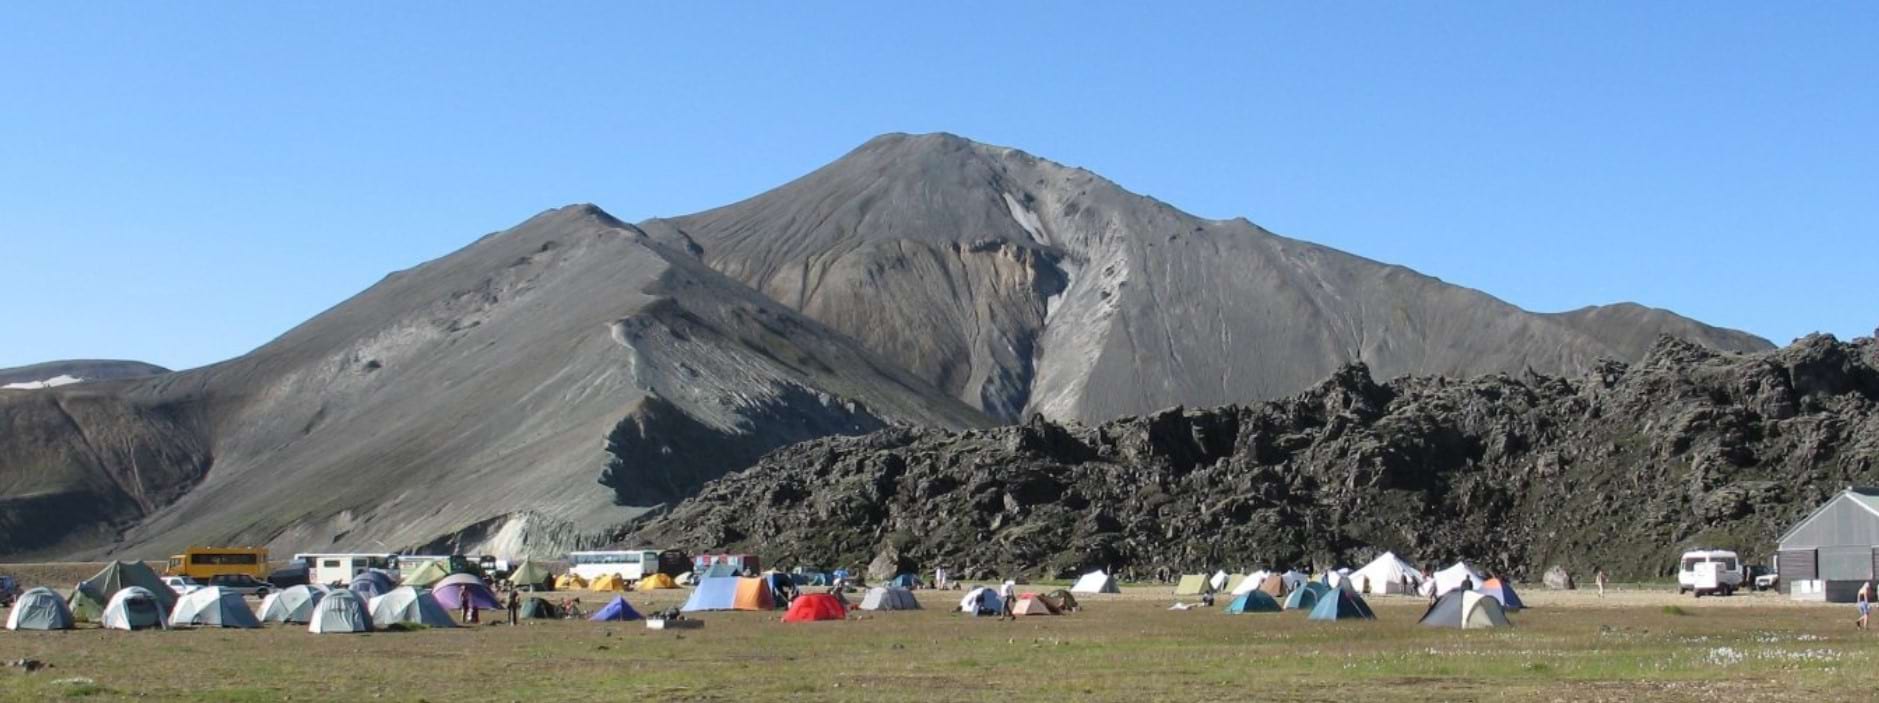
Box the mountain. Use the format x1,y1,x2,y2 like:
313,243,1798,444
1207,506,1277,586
630,334,1879,580
0,360,169,389
0,206,988,560
646,133,1772,423
1,132,1778,560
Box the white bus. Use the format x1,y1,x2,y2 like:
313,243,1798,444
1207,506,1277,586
568,550,661,581
294,553,398,587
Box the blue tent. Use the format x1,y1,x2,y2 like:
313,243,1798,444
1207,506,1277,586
681,577,742,612
1480,579,1525,611
887,573,921,589
349,570,394,600
1283,581,1330,611
1307,587,1376,621
589,596,642,622
1225,590,1281,614
791,571,830,587
701,562,740,579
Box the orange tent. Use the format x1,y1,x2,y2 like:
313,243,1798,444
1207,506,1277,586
732,577,774,611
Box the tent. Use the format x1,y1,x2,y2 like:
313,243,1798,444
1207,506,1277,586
401,560,451,587
1321,568,1353,590
518,597,561,619
1233,570,1270,595
258,585,326,624
1223,574,1247,595
554,573,589,590
1419,590,1511,629
1434,562,1487,597
1252,574,1288,598
860,587,921,611
1010,595,1061,616
1174,574,1210,596
433,573,500,611
67,585,107,623
1070,571,1120,594
170,586,262,629
368,587,458,628
589,595,642,622
790,570,832,587
1208,570,1231,592
81,561,176,614
349,570,396,600
681,577,741,612
308,589,371,634
1351,552,1423,595
101,586,168,630
636,573,679,591
508,560,552,590
6,587,75,630
701,562,739,579
959,587,1002,616
1479,578,1525,611
1225,590,1282,614
1307,588,1377,621
886,573,921,589
1283,581,1331,611
733,577,775,610
589,573,629,592
1279,570,1310,592
1043,589,1080,612
782,593,847,622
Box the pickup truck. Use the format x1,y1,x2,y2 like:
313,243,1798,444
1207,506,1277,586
162,576,204,596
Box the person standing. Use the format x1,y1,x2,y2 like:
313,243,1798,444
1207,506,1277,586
1000,580,1016,621
1858,581,1872,630
505,588,521,626
1596,568,1608,597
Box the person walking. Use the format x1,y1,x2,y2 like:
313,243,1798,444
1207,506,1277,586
505,588,521,626
1596,568,1608,598
1858,581,1872,630
1000,580,1017,621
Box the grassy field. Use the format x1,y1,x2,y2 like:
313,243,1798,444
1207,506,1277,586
2,578,1874,702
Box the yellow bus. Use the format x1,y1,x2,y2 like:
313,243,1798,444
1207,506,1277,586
165,546,270,580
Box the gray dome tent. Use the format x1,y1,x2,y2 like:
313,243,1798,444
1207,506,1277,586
6,587,75,631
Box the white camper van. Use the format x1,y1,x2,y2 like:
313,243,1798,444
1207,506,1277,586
1678,549,1744,596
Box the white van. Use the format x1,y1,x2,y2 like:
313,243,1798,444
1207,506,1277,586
294,553,397,587
1678,549,1744,596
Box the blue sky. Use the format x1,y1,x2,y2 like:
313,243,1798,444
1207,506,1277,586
2,3,1873,371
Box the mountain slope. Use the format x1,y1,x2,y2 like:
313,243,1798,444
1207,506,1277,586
631,334,1879,580
648,133,1772,424
0,360,169,388
0,205,989,560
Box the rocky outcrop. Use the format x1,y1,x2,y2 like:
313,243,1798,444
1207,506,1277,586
1544,565,1575,590
631,334,1879,581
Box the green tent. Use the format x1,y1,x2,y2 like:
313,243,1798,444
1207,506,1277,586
1223,574,1246,595
508,560,552,590
81,561,175,613
67,585,107,623
1225,590,1281,614
518,597,561,619
403,560,451,587
1174,574,1210,596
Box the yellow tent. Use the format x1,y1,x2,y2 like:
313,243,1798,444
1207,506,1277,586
554,573,588,590
590,573,629,592
636,573,679,591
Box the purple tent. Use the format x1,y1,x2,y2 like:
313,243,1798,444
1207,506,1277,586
349,570,395,600
432,573,500,611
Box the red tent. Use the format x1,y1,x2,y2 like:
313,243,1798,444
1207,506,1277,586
781,593,846,623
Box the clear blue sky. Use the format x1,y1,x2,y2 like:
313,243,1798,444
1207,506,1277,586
2,3,1873,371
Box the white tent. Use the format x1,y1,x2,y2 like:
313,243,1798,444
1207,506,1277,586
308,589,371,634
5,587,75,630
1208,570,1231,592
1320,568,1353,590
368,587,458,628
258,585,326,624
1279,570,1309,592
1070,571,1120,594
859,587,921,611
169,586,261,629
1351,552,1423,595
1233,570,1271,595
959,587,1003,615
1434,561,1487,596
101,586,169,631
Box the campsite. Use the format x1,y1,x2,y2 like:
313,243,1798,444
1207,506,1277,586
4,564,1879,701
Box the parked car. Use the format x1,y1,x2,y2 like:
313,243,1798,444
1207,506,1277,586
266,563,310,589
162,575,204,596
1677,549,1744,596
206,573,271,598
1748,565,1779,591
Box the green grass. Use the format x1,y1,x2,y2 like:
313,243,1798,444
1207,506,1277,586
1,588,1875,701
